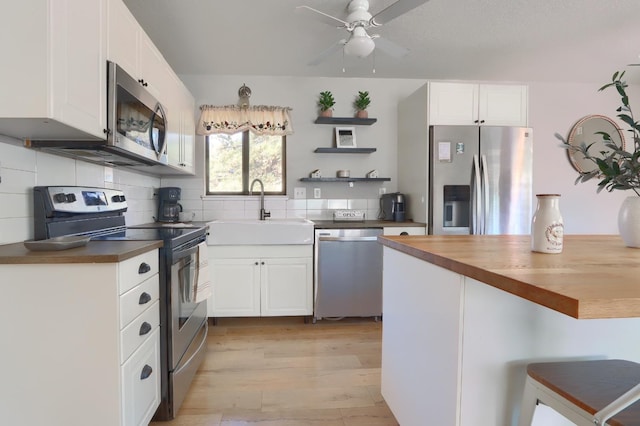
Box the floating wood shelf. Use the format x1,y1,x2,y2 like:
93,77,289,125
314,117,377,125
313,147,377,154
300,177,390,182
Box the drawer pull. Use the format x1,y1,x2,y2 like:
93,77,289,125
138,262,151,274
140,364,153,380
138,292,152,305
139,321,152,336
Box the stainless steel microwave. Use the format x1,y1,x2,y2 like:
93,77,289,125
27,61,168,168
106,60,168,166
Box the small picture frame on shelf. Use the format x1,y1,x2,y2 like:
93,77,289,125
335,127,356,148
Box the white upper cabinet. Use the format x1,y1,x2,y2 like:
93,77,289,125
109,0,195,175
165,76,196,175
0,0,106,140
107,0,172,102
428,82,528,127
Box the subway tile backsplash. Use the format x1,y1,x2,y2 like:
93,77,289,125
198,197,381,222
0,135,384,244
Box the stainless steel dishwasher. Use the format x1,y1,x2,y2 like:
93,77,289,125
314,228,383,321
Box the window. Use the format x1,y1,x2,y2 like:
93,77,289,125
206,131,286,195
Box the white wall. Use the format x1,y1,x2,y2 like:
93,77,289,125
1,75,637,243
165,74,424,222
528,81,639,234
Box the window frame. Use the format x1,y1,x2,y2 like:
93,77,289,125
205,130,287,196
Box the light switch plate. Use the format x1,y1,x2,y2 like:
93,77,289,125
293,187,306,199
314,188,321,199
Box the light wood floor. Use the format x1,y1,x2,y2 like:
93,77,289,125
150,316,398,426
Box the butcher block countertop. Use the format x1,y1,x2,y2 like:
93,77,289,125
378,234,640,320
0,240,163,264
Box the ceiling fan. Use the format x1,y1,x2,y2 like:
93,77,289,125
296,0,430,66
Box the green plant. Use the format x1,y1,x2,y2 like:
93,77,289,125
557,71,640,195
318,91,335,111
354,91,371,111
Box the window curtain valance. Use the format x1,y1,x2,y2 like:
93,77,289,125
197,105,294,136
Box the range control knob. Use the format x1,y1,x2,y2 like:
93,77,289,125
53,193,76,203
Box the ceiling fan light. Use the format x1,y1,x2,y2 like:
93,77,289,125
344,34,375,58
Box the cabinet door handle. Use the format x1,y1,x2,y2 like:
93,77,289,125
255,261,259,265
138,262,151,274
139,321,152,336
480,119,485,124
138,292,152,305
474,119,479,124
140,364,153,380
261,261,265,265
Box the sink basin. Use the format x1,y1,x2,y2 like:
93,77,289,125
207,218,314,245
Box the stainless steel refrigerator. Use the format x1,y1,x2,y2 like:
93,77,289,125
428,125,533,235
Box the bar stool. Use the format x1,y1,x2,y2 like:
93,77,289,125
518,359,640,425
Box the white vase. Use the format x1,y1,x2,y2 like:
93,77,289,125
531,194,564,253
618,196,640,248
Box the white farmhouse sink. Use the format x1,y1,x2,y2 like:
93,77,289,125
207,218,314,245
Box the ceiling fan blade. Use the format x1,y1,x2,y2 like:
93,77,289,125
370,0,430,27
296,5,349,29
308,39,347,66
373,36,410,58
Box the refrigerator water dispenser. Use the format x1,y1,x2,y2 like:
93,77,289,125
443,185,470,228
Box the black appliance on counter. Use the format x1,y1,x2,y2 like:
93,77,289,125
157,187,182,223
380,192,406,222
33,186,207,421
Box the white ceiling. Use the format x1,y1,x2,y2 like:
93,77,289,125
123,0,640,84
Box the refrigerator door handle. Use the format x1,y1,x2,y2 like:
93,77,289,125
481,154,490,235
471,155,482,234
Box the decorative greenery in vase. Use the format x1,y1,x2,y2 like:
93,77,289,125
557,71,640,195
354,91,371,118
318,91,335,117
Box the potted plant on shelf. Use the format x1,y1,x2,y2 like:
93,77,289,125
318,91,335,117
354,90,371,118
557,70,640,247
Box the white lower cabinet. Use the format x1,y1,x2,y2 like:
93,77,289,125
208,245,313,317
121,327,161,426
0,248,160,426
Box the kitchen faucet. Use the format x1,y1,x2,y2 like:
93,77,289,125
249,178,271,220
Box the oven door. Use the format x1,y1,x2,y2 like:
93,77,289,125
169,242,207,370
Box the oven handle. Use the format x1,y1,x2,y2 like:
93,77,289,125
172,242,201,265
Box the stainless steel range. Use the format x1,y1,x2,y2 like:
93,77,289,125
33,186,208,420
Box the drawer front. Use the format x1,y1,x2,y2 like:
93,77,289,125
120,300,160,363
121,328,160,426
120,274,159,329
119,250,159,295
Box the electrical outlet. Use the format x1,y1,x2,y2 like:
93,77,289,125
293,187,306,199
379,187,387,195
314,188,321,199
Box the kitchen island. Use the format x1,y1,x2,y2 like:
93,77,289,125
378,235,640,426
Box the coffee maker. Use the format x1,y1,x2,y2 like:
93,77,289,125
157,187,182,222
381,192,406,222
